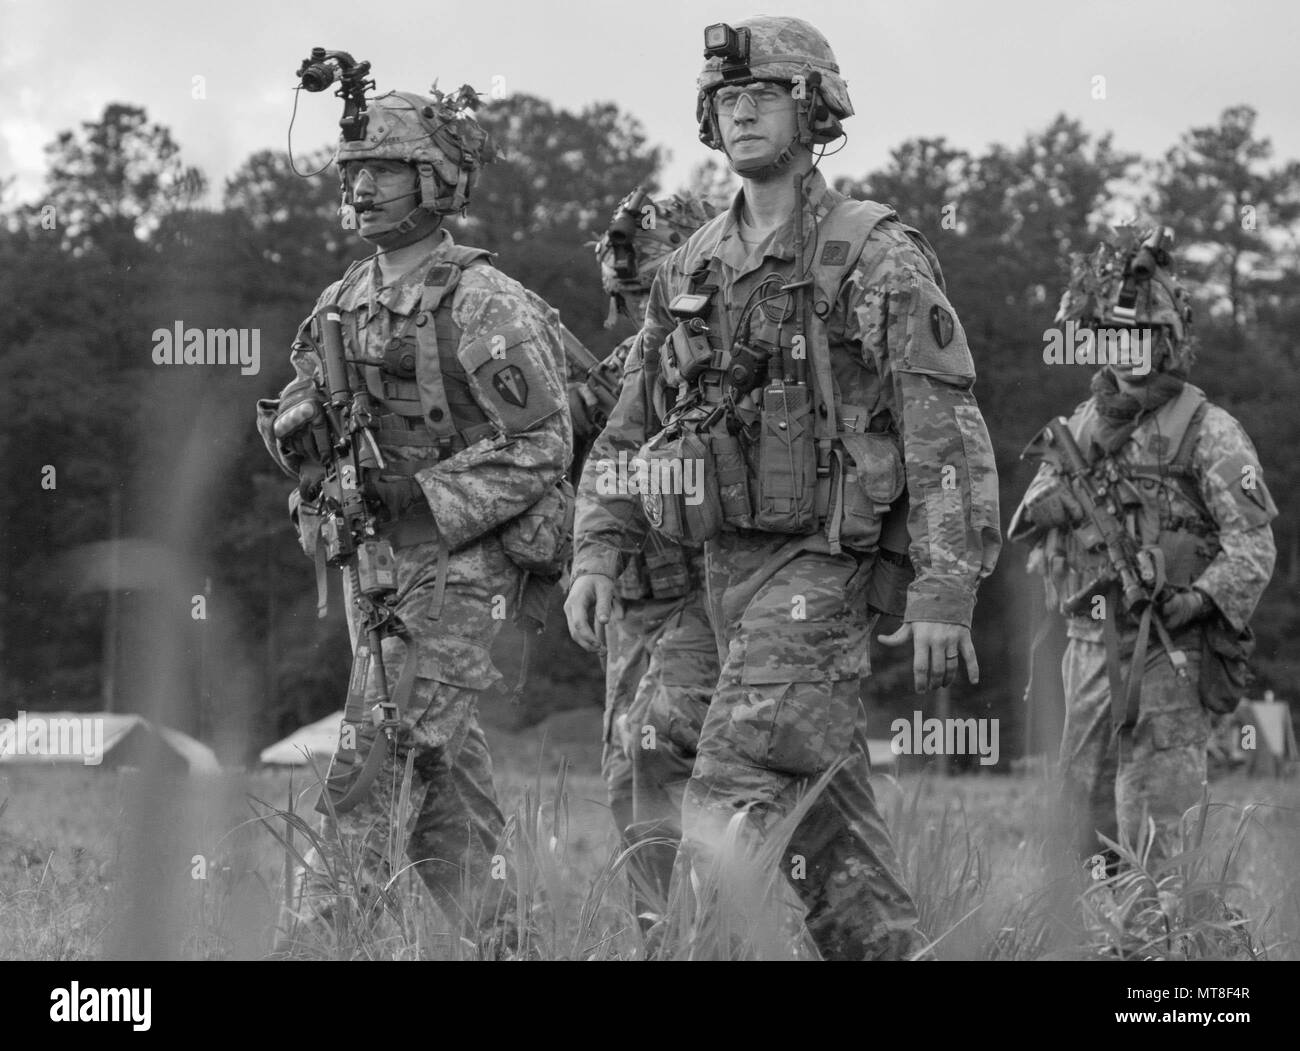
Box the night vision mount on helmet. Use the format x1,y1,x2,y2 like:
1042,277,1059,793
292,46,497,241
594,188,719,325
1056,225,1196,374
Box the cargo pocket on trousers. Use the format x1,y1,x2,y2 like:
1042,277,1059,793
738,625,863,777
1148,711,1208,752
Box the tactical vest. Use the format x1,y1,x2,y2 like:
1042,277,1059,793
642,191,940,560
1064,383,1217,616
332,245,501,468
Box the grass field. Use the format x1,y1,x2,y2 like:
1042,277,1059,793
2,708,1297,961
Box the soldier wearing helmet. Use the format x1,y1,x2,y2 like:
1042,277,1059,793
569,188,722,914
256,82,572,954
1010,226,1277,866
567,17,1001,959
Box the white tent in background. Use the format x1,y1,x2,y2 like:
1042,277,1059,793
260,711,343,766
0,711,219,774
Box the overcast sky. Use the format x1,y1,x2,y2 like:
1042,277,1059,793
2,0,1298,208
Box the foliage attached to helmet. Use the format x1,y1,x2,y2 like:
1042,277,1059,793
695,16,853,161
335,85,497,224
1056,225,1196,374
593,188,718,324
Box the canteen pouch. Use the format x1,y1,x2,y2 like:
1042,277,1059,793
638,428,721,548
753,383,817,533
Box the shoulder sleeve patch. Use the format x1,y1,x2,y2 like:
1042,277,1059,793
899,268,975,384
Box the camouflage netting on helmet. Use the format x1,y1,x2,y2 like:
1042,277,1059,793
594,190,718,320
1056,226,1195,370
696,15,853,150
336,85,496,215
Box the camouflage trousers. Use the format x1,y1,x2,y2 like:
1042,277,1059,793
283,536,516,952
679,532,922,961
1060,636,1208,858
602,563,717,906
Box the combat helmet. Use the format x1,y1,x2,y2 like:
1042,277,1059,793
594,188,718,325
336,85,496,233
1056,225,1196,374
696,16,853,162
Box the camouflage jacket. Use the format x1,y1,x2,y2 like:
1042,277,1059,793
573,170,1002,628
1009,383,1277,639
267,229,571,551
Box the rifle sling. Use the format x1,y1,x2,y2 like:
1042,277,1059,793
1103,584,1128,733
329,631,422,815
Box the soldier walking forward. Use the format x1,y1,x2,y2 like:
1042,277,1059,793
257,81,572,952
566,17,1001,959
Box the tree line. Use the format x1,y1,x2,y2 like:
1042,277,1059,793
1,97,1295,765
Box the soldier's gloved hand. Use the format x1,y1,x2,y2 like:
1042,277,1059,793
564,573,615,653
273,377,327,468
879,621,979,692
1026,487,1084,529
1159,587,1213,630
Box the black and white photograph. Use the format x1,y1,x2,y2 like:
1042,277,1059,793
0,0,1296,1020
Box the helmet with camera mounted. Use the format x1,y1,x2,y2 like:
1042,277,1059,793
695,16,853,178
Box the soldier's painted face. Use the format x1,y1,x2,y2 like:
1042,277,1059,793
715,81,798,172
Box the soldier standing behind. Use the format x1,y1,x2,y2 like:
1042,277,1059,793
566,16,1001,959
1010,227,1276,864
257,82,572,953
572,189,721,912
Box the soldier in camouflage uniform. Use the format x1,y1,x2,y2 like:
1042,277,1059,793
566,17,1001,959
256,85,572,951
574,189,720,908
1010,227,1276,862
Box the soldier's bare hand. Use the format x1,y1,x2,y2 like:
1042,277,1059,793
564,573,615,653
878,621,979,692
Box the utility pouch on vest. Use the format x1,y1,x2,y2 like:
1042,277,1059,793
753,382,817,533
864,489,915,621
499,479,575,579
1157,529,1210,589
711,432,754,528
1200,618,1254,715
638,427,721,547
834,431,905,550
644,537,690,599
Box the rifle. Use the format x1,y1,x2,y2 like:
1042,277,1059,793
311,304,408,811
561,324,622,428
1024,417,1189,730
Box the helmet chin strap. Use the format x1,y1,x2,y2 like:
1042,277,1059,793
359,204,442,250
726,133,802,182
